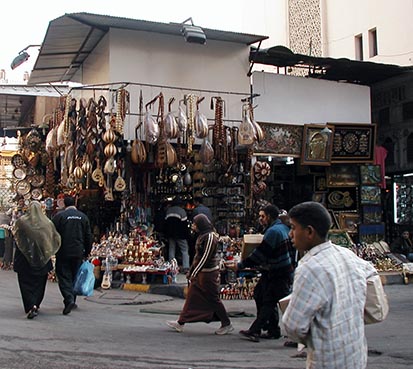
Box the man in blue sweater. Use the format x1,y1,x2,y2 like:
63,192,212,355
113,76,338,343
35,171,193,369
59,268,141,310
235,204,294,342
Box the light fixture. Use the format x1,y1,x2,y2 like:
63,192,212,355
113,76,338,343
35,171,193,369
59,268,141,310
10,44,41,70
181,17,206,45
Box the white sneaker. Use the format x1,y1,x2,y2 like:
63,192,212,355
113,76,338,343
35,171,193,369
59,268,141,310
166,320,184,332
215,324,234,335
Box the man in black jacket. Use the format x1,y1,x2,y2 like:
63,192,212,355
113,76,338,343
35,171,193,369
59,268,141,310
52,196,92,315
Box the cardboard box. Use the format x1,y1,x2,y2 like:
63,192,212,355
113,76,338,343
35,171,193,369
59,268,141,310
241,234,263,260
278,294,291,314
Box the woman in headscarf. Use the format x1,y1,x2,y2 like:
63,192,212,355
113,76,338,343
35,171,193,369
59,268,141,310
166,214,233,335
13,201,61,319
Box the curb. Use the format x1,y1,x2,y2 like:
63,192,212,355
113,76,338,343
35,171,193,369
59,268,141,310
123,282,188,298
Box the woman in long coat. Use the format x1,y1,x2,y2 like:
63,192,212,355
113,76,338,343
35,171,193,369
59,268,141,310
166,214,233,335
13,201,61,319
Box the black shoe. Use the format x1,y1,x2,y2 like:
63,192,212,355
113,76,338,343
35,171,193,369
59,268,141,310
261,332,282,339
63,302,76,315
27,306,38,319
239,330,260,342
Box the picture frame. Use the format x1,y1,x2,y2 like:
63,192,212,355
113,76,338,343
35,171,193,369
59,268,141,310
338,212,360,233
254,122,303,157
360,185,381,205
329,210,339,229
359,223,386,243
314,174,328,192
360,165,381,185
329,123,376,163
326,187,358,211
328,229,354,248
312,192,326,205
301,124,334,166
362,205,382,224
326,165,360,187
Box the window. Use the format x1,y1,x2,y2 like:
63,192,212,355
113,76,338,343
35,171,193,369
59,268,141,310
402,101,413,120
355,34,363,61
369,28,378,57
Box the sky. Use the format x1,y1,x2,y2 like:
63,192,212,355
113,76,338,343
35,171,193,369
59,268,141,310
1,0,286,82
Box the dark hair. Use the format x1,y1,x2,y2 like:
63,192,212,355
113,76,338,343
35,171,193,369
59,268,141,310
193,196,203,204
288,201,332,238
262,204,279,222
63,196,76,207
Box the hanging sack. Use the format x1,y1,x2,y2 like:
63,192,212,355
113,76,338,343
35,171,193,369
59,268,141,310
73,260,96,297
364,273,389,324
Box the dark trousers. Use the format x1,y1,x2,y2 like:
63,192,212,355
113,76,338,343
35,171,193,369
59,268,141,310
249,273,291,335
17,273,48,313
55,257,82,306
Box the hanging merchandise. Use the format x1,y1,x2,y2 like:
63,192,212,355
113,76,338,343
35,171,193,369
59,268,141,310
211,96,227,165
248,102,264,143
144,101,160,145
238,103,256,146
131,90,147,165
151,93,177,168
164,97,179,139
177,100,188,132
194,97,208,139
186,94,197,154
199,137,214,165
115,88,129,135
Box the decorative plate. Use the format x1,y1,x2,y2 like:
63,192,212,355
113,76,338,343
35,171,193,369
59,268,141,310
12,167,26,180
11,153,25,168
16,180,31,196
31,188,43,200
30,174,45,188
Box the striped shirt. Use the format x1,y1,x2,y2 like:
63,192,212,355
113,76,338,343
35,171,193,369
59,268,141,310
282,241,377,369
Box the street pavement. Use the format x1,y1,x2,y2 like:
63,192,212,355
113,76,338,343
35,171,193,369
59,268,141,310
0,269,412,369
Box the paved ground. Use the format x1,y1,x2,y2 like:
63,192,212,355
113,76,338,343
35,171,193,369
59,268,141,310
0,269,412,369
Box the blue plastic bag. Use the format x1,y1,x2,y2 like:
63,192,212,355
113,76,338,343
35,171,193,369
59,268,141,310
73,261,95,296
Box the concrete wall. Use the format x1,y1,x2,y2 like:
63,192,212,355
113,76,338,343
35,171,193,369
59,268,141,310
74,28,253,140
321,0,413,65
252,71,371,124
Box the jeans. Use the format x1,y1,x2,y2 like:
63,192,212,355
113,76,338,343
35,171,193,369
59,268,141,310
168,238,190,270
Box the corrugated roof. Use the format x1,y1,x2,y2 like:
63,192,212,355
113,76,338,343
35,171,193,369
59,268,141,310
28,12,268,85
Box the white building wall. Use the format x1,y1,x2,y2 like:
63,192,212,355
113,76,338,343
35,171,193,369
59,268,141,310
76,28,253,140
253,71,371,124
321,0,413,65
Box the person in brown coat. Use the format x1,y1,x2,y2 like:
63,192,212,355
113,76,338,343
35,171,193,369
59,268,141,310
166,214,233,335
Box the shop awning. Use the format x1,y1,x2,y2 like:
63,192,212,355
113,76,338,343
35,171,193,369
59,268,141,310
28,12,268,85
249,45,413,85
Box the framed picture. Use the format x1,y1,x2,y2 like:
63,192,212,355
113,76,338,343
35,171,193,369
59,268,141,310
329,210,339,229
301,124,334,166
360,186,381,205
326,187,358,211
360,165,381,185
362,205,382,224
254,123,303,157
314,174,328,192
338,212,360,233
328,230,354,248
330,123,376,163
359,223,385,243
312,192,326,205
326,165,359,187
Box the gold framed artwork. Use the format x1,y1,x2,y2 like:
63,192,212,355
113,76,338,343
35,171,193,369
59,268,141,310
328,229,354,248
360,165,381,185
314,174,328,192
338,212,359,233
360,185,381,205
254,123,303,157
330,123,376,163
326,165,360,187
301,124,334,166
